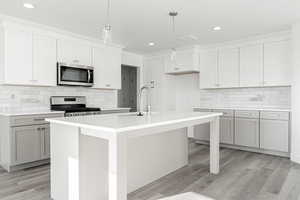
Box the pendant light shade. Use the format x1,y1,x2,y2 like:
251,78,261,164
169,11,178,62
170,48,177,61
102,24,112,44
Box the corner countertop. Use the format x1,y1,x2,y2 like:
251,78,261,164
193,107,291,112
46,111,222,133
0,110,65,116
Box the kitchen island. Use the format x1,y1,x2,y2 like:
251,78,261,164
47,111,222,200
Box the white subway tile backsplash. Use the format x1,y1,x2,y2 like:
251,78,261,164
199,87,291,109
0,85,117,112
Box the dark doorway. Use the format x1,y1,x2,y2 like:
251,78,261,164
118,65,138,112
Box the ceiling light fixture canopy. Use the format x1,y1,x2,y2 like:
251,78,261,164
169,11,178,62
102,0,112,44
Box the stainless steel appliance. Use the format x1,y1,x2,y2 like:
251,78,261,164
50,96,101,117
57,62,94,87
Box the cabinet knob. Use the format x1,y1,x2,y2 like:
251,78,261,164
106,84,111,87
174,67,180,71
73,59,80,63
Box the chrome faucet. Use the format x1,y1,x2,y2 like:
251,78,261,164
137,81,154,116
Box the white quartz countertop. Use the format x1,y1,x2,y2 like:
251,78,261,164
0,110,65,116
47,111,222,133
193,107,291,112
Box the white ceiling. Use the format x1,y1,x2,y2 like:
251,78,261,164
0,0,300,53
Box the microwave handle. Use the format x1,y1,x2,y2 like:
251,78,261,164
88,70,91,83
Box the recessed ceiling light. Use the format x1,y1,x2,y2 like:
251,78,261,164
213,26,221,31
148,42,155,46
23,3,35,9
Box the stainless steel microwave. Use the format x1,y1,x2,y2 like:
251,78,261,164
57,63,94,87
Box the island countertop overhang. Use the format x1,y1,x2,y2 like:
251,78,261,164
46,112,223,134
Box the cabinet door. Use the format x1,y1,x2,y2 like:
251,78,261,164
218,47,239,88
194,123,210,141
4,28,33,85
260,119,289,152
263,40,291,86
33,34,57,86
235,118,259,148
41,125,50,159
93,46,122,89
57,39,92,66
11,125,42,165
220,117,234,144
240,44,263,87
199,49,218,89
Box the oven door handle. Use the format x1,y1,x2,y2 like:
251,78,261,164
88,70,91,83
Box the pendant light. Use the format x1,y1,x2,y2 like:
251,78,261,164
102,0,112,44
169,11,178,62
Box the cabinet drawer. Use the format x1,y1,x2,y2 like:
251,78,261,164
260,111,290,121
10,113,63,126
235,110,259,118
212,109,234,117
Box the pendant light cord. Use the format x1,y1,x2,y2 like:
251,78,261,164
106,0,111,26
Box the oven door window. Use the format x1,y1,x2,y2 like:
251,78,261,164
60,66,89,83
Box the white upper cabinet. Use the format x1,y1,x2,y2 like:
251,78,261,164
32,34,57,86
263,40,291,86
93,45,122,89
218,47,239,88
199,49,218,89
240,44,263,87
57,39,92,66
165,47,200,74
4,27,33,85
2,25,57,86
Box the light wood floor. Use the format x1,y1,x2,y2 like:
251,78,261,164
0,141,300,200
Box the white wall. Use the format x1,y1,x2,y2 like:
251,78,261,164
291,22,300,164
122,52,143,67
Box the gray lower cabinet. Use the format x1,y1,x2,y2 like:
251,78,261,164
41,125,51,159
235,117,259,148
220,117,234,144
12,124,50,165
0,112,63,172
193,108,290,157
260,119,289,152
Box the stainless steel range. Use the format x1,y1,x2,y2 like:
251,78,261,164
50,96,101,117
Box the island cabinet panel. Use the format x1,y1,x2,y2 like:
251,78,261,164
199,49,218,89
235,115,259,148
11,125,42,165
239,44,263,87
218,47,239,88
92,45,122,89
263,40,291,86
57,39,92,66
